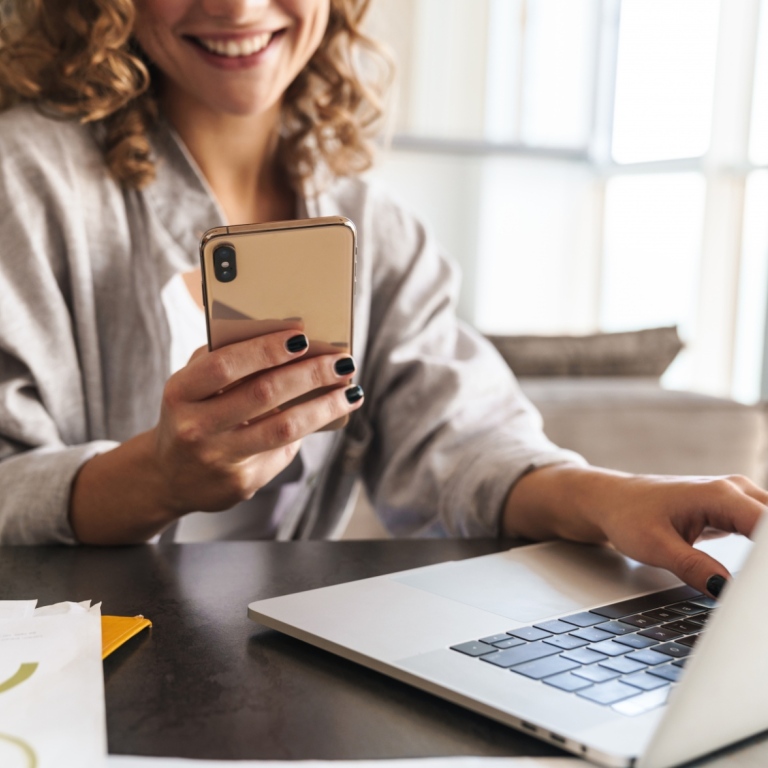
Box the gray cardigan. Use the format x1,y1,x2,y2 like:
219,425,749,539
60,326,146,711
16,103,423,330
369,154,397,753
0,104,583,544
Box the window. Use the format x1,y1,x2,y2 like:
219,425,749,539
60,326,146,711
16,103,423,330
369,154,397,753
611,0,720,163
367,0,768,402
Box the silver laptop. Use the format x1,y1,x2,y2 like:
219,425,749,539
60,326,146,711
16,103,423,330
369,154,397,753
249,522,767,768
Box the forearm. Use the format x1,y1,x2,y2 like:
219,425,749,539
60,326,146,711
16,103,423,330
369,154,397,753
69,430,178,545
502,463,629,543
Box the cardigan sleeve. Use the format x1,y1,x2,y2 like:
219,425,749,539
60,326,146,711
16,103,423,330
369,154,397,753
0,107,120,544
353,185,586,537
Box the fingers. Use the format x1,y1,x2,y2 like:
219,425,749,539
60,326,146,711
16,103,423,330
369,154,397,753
601,474,768,600
725,473,768,507
651,530,733,599
668,476,768,596
692,476,768,540
195,353,358,432
221,382,365,461
172,331,311,402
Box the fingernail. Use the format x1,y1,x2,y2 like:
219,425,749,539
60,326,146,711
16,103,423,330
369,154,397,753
706,574,726,598
285,334,308,353
345,385,364,404
334,357,356,376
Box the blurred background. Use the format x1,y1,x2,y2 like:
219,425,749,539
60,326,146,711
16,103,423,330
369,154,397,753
363,0,768,405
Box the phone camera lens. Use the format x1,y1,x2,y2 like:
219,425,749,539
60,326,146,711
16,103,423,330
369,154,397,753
213,244,237,282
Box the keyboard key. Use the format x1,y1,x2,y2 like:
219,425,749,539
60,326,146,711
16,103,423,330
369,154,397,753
573,664,621,683
534,619,576,635
687,612,712,627
625,648,670,666
666,601,707,617
654,642,691,659
578,680,642,705
570,626,614,643
638,626,682,642
544,634,589,651
623,671,669,691
689,596,718,610
600,656,647,675
508,626,551,642
480,640,560,668
613,633,658,650
561,647,608,664
544,671,594,692
612,686,669,716
677,634,700,648
560,611,606,628
648,663,683,683
672,658,687,668
595,620,636,636
450,641,498,657
662,620,700,634
589,586,700,620
620,613,663,629
510,655,580,680
643,608,680,623
480,633,513,645
588,639,630,657
494,637,526,649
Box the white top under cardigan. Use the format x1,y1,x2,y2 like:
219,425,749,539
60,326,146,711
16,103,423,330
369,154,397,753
0,103,585,544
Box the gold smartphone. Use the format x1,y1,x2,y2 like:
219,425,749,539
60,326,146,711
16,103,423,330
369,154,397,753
199,216,356,430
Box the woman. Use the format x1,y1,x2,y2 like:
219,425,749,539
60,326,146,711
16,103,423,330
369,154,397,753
0,0,764,598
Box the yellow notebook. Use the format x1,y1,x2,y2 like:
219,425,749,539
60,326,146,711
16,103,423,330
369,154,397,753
101,615,152,659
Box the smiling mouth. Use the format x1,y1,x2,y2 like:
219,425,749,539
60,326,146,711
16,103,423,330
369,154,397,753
188,31,281,58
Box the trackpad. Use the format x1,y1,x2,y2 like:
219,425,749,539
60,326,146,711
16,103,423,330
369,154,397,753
391,541,682,623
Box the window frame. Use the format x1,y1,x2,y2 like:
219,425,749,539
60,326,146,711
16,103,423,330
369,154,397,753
375,0,768,402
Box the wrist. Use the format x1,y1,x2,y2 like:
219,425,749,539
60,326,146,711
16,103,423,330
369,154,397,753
503,463,629,543
69,430,181,544
132,428,187,520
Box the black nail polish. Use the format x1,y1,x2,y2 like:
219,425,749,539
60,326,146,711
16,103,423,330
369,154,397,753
285,334,308,353
345,385,364,404
706,574,726,598
334,357,356,376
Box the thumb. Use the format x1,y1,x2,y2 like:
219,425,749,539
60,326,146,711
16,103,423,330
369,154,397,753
189,344,209,363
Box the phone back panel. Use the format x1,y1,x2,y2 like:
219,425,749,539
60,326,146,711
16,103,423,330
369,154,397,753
200,217,356,357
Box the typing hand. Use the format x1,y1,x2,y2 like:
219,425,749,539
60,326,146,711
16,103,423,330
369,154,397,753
504,465,768,598
593,473,767,597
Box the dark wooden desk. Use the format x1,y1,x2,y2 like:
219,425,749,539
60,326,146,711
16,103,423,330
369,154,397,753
0,540,565,761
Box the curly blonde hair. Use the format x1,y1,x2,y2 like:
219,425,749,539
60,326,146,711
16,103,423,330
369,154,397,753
0,0,393,190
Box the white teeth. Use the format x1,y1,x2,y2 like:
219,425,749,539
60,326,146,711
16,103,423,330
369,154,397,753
198,32,272,58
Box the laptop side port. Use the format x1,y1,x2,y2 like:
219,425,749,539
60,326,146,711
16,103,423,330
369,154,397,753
550,733,566,745
520,721,537,732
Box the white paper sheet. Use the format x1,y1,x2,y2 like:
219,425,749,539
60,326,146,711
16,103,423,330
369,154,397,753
0,601,37,620
0,600,106,768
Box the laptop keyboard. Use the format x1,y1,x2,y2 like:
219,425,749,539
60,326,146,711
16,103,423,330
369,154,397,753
450,585,717,716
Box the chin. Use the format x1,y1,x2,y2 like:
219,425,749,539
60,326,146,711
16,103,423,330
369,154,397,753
193,90,276,118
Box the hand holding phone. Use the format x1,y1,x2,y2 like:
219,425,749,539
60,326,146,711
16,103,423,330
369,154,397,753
148,327,363,518
199,216,357,429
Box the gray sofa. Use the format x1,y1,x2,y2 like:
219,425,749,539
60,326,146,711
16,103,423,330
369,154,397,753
520,376,766,481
